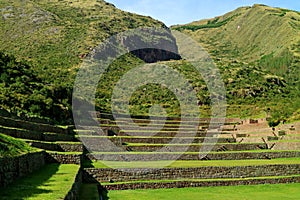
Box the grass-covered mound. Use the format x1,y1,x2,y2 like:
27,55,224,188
0,133,35,157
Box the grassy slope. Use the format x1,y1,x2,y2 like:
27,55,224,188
0,0,166,121
95,4,300,120
108,183,300,200
172,4,300,121
0,2,299,122
0,133,36,157
0,0,164,79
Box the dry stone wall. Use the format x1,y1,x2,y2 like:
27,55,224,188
84,164,300,183
0,151,45,187
104,176,300,190
89,151,300,161
45,153,82,164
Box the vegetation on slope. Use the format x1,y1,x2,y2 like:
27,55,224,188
0,52,73,122
0,1,299,124
0,133,35,157
172,4,300,122
0,0,170,122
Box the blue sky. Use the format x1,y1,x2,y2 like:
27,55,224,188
107,0,300,26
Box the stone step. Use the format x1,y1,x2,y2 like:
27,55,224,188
124,143,267,152
97,117,240,126
45,151,83,164
25,140,83,152
0,116,72,134
101,175,300,190
78,136,236,151
87,150,300,161
83,164,300,183
118,131,207,138
0,125,76,142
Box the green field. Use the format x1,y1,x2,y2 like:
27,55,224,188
90,158,300,169
108,183,300,200
0,164,80,200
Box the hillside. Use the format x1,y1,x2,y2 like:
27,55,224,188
0,1,299,124
172,4,300,122
0,0,178,122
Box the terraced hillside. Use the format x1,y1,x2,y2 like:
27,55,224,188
0,114,83,199
79,113,300,192
0,2,299,199
0,111,299,198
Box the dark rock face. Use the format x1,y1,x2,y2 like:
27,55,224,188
91,27,181,63
124,28,182,63
131,48,181,63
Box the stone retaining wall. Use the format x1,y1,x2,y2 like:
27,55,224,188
88,151,300,161
81,137,236,151
0,126,76,142
30,141,83,152
84,164,300,183
104,176,300,190
45,153,82,164
0,116,71,134
0,151,45,187
127,143,266,152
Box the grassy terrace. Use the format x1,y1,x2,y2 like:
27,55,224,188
46,151,82,155
108,183,300,200
0,133,38,157
89,158,300,168
90,150,300,155
78,136,219,139
0,164,80,200
99,122,236,126
126,142,298,146
23,139,82,145
102,175,300,185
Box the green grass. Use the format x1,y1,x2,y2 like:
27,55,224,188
108,183,300,200
91,150,300,155
0,133,37,157
90,158,300,169
0,163,80,200
172,4,300,122
46,150,82,155
23,139,82,145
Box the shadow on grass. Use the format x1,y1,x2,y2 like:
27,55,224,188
0,163,60,200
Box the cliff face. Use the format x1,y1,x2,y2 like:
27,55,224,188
124,28,181,63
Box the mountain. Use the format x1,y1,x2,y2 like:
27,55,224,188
172,4,300,122
0,0,179,122
0,2,299,124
